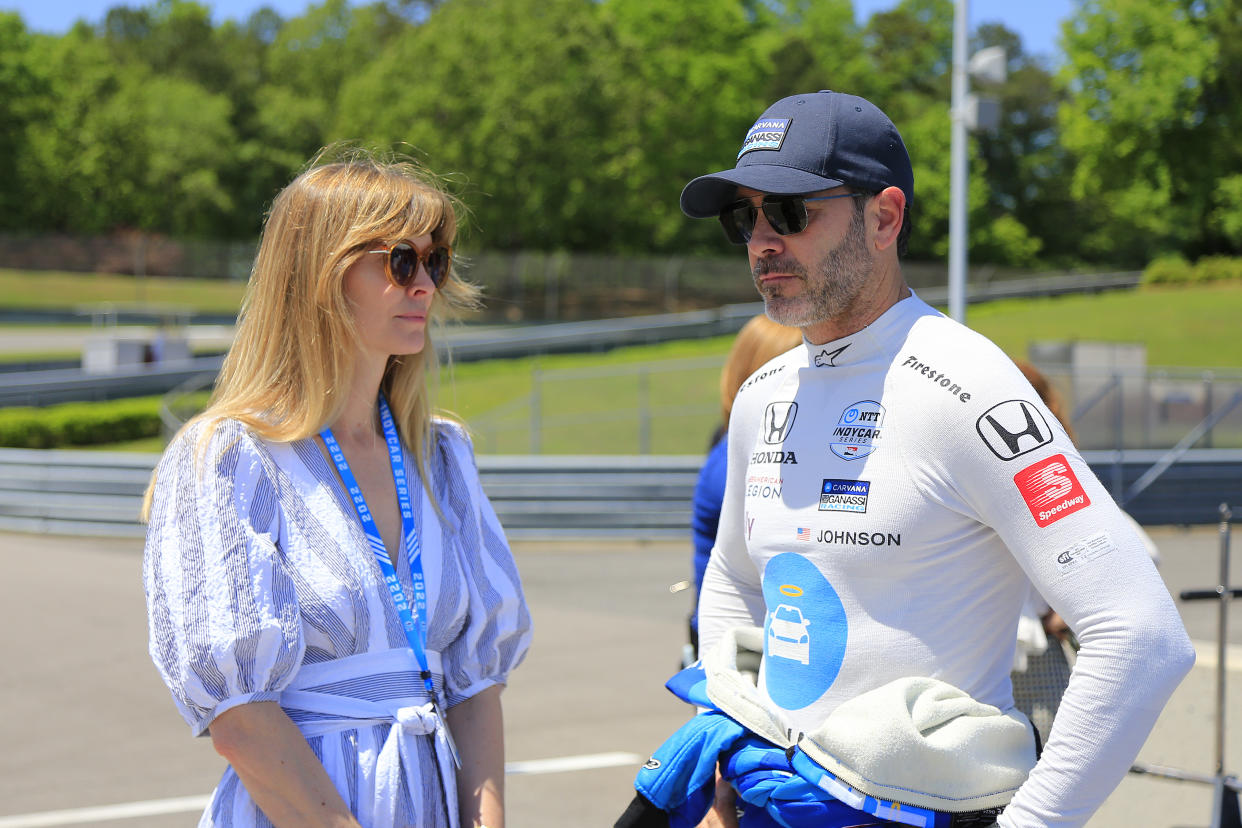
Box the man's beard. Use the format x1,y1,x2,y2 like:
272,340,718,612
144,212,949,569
752,207,874,329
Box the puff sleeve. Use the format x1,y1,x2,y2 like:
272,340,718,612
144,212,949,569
143,420,305,736
432,423,532,707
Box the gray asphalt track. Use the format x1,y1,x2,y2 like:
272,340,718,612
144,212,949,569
0,526,1237,827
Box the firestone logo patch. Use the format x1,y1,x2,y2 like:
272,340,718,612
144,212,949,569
1014,454,1091,527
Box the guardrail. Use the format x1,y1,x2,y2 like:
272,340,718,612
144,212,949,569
0,271,1142,408
0,306,761,407
0,356,225,408
0,446,1237,539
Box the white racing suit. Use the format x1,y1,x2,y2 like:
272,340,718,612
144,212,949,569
698,293,1195,827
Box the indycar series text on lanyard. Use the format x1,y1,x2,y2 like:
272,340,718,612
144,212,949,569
320,395,461,768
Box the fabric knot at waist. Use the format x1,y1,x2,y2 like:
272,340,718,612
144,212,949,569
393,702,440,734
278,647,460,828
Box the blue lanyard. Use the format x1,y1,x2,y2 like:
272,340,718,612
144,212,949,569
320,396,433,697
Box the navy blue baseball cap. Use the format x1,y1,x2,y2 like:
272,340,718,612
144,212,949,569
680,90,914,218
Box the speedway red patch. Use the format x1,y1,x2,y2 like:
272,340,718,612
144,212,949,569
1014,454,1091,528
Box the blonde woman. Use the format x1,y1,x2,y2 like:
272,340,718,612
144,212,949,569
142,151,531,828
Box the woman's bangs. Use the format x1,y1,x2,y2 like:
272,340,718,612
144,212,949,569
399,185,455,244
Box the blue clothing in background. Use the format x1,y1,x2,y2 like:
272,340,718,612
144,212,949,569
690,435,729,634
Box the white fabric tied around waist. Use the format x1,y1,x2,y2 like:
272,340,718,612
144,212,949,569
703,626,1037,813
279,648,460,828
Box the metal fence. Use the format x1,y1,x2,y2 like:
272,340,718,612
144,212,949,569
466,355,726,456
1,446,1237,538
464,358,1242,458
0,231,1133,321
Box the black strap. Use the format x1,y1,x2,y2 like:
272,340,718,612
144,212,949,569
613,793,669,828
949,807,1004,827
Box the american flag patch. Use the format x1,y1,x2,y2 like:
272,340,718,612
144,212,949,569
796,527,811,541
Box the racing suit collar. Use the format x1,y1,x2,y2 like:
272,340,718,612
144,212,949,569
802,291,927,369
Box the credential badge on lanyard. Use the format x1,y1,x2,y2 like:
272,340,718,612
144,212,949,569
320,396,461,768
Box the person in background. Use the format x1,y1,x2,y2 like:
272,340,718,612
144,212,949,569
690,314,802,658
142,150,532,828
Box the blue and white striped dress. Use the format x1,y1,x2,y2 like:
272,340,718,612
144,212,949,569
143,417,532,828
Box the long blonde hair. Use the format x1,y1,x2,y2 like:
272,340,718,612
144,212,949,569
719,314,803,424
142,148,479,519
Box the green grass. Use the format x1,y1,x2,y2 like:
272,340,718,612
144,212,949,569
437,334,732,420
7,282,1240,454
437,283,1242,453
964,282,1242,368
437,335,732,454
0,268,245,315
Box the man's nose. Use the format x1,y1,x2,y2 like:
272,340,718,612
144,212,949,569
747,208,785,257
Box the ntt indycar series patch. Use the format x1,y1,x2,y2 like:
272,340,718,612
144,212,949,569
829,401,884,460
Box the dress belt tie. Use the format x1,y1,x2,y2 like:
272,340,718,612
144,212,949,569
278,649,460,828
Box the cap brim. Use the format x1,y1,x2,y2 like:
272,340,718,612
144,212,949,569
680,165,848,218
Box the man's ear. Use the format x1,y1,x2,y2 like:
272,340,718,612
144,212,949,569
871,186,906,252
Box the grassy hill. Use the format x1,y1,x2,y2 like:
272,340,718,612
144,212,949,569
964,282,1239,369
2,279,1237,453
0,268,246,315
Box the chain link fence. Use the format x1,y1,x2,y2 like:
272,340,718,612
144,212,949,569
460,357,1242,456
1,232,1048,322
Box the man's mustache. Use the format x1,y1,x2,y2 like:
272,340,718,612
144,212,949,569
753,257,806,279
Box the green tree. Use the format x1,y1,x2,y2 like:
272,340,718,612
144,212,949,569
0,14,48,230
336,0,628,250
101,0,235,93
966,24,1065,267
744,0,870,106
600,0,776,252
21,26,237,235
856,4,1046,267
1058,0,1242,263
861,0,953,102
856,0,956,261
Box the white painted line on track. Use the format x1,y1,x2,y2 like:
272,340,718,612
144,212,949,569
505,750,643,775
0,752,644,827
0,795,211,827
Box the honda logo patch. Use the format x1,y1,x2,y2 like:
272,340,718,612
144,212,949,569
763,401,798,444
976,400,1053,461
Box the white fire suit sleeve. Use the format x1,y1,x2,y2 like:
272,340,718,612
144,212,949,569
930,350,1195,827
697,392,767,658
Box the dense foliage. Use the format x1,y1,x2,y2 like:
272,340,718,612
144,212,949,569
0,396,164,447
1,0,1238,267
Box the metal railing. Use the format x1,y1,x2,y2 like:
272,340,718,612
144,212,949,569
1,447,1239,539
2,271,1145,408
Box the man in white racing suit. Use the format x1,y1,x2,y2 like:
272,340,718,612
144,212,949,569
679,90,1194,827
